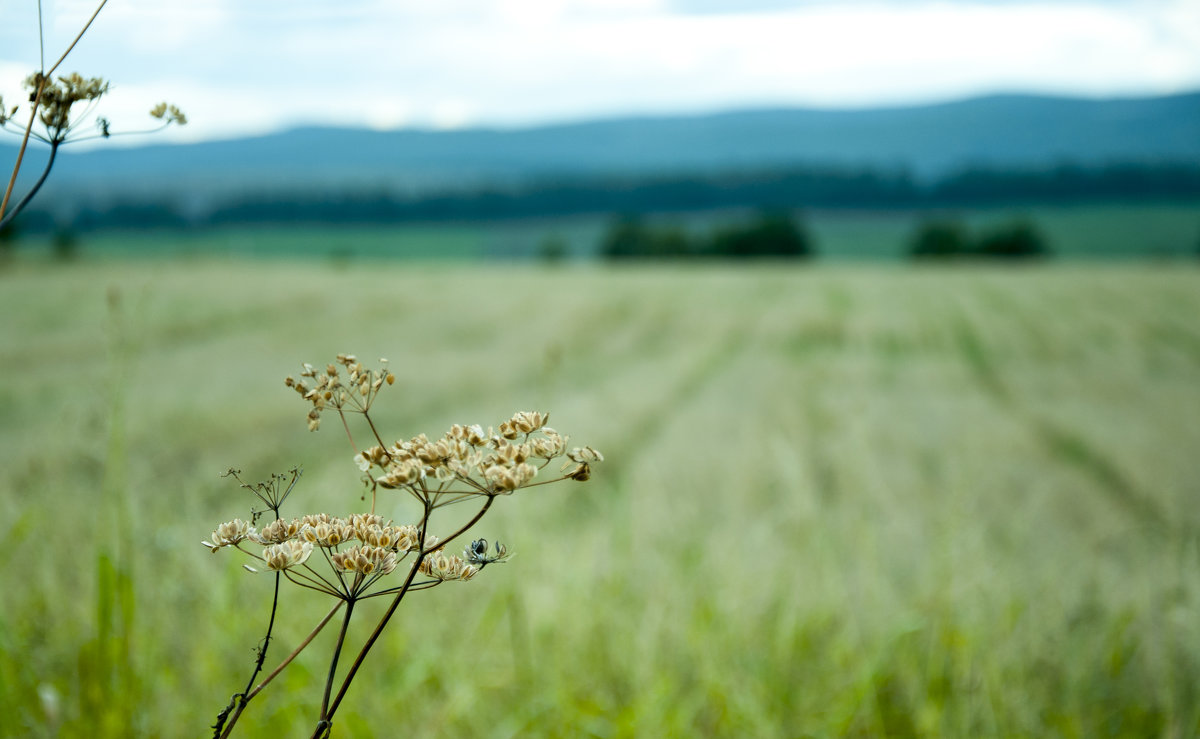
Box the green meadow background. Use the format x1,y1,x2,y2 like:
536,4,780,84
2,227,1200,736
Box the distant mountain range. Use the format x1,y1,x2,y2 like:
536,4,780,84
6,90,1200,204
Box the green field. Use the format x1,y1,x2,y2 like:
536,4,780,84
13,201,1200,261
2,258,1200,737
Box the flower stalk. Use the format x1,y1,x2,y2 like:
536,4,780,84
207,355,602,735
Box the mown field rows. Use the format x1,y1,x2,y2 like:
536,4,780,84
1,259,1199,737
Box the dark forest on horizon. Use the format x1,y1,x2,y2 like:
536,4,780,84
8,160,1200,236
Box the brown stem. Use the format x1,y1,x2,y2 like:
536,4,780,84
323,497,494,721
337,408,356,451
360,411,390,514
218,601,344,739
1,0,109,221
423,494,497,555
0,81,45,221
46,0,110,77
317,599,356,725
0,139,58,230
363,411,388,453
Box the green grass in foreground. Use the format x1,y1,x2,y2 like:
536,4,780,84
1,259,1199,737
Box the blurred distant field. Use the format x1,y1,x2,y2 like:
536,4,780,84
2,258,1200,737
12,201,1200,261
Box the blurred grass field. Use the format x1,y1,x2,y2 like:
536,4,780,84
2,257,1200,737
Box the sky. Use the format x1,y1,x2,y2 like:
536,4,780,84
1,0,1199,145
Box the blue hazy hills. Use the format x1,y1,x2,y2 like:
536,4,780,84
7,90,1200,201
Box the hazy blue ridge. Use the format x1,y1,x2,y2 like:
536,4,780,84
4,90,1199,202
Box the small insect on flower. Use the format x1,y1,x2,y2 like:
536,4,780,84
465,538,510,566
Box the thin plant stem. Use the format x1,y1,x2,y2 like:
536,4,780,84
364,412,388,452
46,0,110,78
315,598,357,735
0,81,45,221
37,0,45,71
423,494,497,555
247,573,283,692
323,497,495,721
0,140,57,230
359,410,390,513
211,572,282,739
0,0,109,221
218,601,345,739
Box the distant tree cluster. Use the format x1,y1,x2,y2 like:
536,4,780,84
16,160,1200,237
600,211,811,260
909,217,1049,259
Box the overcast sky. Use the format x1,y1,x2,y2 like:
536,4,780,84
2,0,1199,144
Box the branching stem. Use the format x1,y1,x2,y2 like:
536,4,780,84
218,601,345,739
0,140,57,231
1,0,108,221
316,598,356,731
322,496,494,722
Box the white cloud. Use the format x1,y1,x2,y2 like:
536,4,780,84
1,0,1197,143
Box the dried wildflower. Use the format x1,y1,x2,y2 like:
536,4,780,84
484,462,538,492
25,72,109,133
568,446,604,464
348,512,385,532
252,518,302,545
203,519,252,552
286,356,395,431
300,519,355,548
148,101,186,125
263,540,314,571
486,442,530,467
561,446,604,481
376,458,425,488
499,411,548,439
448,423,487,445
208,354,606,736
331,546,397,576
529,427,567,458
354,445,389,472
420,552,478,582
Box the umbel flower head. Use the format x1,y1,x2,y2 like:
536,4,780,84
359,410,593,505
203,354,604,736
203,519,252,552
149,101,187,125
207,355,602,602
2,72,186,144
420,552,478,582
285,354,395,431
26,72,108,133
263,540,314,571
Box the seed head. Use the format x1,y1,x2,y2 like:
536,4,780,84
300,519,355,548
203,519,252,552
252,518,302,545
149,102,186,125
498,411,548,439
420,552,478,582
263,540,314,571
331,545,397,576
287,355,395,431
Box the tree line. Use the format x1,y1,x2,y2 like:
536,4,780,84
595,211,1051,261
10,161,1200,235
